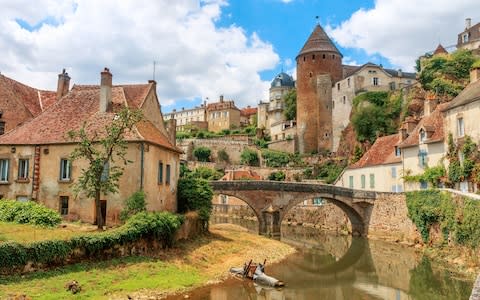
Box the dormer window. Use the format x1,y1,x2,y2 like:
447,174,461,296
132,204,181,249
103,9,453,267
463,33,469,43
394,146,401,157
419,128,426,143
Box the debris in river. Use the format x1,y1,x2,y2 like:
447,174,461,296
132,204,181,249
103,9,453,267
229,259,285,288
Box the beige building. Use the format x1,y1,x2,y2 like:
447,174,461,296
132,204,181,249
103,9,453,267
164,103,207,132
398,101,447,191
335,134,403,192
240,106,257,127
0,68,182,225
206,95,241,132
332,63,416,152
442,67,480,192
457,18,480,54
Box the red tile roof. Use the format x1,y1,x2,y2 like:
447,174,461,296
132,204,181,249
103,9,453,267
433,44,448,55
349,134,401,169
0,74,57,116
0,84,181,153
398,103,448,148
240,107,257,117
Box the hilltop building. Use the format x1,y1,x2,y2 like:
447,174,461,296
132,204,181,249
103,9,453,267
206,95,241,132
163,103,207,132
240,106,257,127
0,68,181,225
457,18,480,54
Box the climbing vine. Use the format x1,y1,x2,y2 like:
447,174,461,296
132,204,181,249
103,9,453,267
446,133,480,186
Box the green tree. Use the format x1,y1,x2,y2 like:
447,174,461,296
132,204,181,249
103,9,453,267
193,146,211,162
283,89,297,121
68,108,143,229
217,149,230,163
177,177,213,229
119,190,146,222
240,148,259,166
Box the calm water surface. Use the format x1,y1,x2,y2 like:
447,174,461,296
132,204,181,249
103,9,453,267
166,216,474,300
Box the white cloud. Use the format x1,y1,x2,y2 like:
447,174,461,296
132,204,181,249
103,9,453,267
280,0,294,3
327,0,480,71
0,0,279,109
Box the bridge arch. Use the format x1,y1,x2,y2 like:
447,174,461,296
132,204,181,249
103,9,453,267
210,180,375,237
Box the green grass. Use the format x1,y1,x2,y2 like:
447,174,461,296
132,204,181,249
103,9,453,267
0,222,96,244
0,256,204,299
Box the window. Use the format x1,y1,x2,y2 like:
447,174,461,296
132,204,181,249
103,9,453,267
342,96,346,104
369,174,375,189
373,77,379,86
418,150,428,168
59,196,69,215
457,117,464,137
420,180,428,189
333,54,335,59
166,164,171,185
0,121,5,135
347,78,351,87
419,129,426,143
391,167,397,178
463,33,469,43
349,176,354,188
361,175,366,189
337,83,340,90
395,146,401,157
158,161,164,184
101,162,109,182
221,194,227,204
59,159,71,181
322,54,326,59
389,82,396,90
332,101,335,109
312,54,315,60
0,159,9,182
313,197,325,205
17,159,29,180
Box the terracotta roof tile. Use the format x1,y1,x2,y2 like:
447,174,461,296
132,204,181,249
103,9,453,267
121,84,152,108
0,84,178,153
398,103,448,148
350,134,401,169
240,107,257,117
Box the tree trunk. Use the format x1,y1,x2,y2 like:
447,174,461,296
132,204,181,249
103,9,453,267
95,189,104,230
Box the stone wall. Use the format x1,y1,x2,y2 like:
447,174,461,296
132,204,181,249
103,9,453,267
268,139,297,153
178,138,254,163
283,204,352,233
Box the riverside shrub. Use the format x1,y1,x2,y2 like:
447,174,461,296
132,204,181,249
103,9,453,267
0,212,183,269
0,200,61,227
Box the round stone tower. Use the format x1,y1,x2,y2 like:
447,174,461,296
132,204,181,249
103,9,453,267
296,24,343,154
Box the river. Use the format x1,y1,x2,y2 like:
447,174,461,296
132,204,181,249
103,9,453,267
166,216,474,300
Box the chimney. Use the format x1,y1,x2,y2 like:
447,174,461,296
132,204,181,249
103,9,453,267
56,69,70,99
470,66,480,83
402,117,418,134
424,93,438,116
99,67,112,112
397,69,402,77
165,119,177,146
220,95,224,103
466,18,472,29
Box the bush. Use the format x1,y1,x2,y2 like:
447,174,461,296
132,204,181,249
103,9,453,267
268,171,286,181
0,200,61,227
240,149,259,166
177,178,213,225
217,149,229,163
316,159,346,184
193,146,211,162
261,149,290,167
189,166,223,180
120,191,147,222
0,212,183,269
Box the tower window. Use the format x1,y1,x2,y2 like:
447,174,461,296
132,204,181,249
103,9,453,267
333,54,335,59
312,54,315,60
322,54,326,59
303,56,306,62
309,72,313,78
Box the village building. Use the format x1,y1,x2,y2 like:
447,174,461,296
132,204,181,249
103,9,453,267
206,95,241,132
0,68,182,225
163,103,207,132
331,63,416,152
398,100,447,191
457,18,480,55
0,71,59,135
442,66,480,192
240,106,257,127
335,134,403,192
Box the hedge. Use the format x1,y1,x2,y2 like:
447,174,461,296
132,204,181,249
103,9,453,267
0,200,61,227
0,212,183,269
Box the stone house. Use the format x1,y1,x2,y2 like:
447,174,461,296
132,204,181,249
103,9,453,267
163,102,207,132
335,134,403,192
457,18,480,54
398,101,448,191
0,71,60,135
240,106,257,127
0,68,182,225
442,67,480,192
331,63,416,152
206,95,241,132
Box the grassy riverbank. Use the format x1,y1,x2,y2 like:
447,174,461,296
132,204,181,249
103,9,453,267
0,223,296,299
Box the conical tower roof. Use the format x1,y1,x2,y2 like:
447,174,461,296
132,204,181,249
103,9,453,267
297,24,342,58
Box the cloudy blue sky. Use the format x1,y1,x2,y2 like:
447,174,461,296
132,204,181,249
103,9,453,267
0,0,478,112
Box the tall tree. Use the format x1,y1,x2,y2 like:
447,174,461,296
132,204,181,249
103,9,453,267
68,108,143,229
283,89,297,121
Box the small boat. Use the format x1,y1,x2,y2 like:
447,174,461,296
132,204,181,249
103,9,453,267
229,260,285,288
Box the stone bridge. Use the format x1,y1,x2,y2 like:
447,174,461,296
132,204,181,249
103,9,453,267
210,180,377,237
